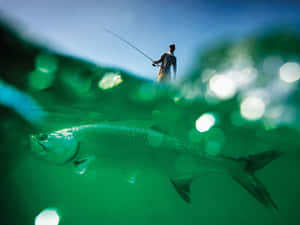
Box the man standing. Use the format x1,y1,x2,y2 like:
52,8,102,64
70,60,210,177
152,44,177,82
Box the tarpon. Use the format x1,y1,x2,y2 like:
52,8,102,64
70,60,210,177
29,122,282,210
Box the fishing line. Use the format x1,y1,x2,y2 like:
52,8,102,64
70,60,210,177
103,27,159,67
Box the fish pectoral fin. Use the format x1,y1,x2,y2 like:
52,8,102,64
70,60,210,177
149,125,167,134
73,156,95,175
170,176,194,203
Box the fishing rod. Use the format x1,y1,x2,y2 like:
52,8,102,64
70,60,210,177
103,28,159,67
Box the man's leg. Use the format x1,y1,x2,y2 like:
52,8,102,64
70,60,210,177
157,72,165,82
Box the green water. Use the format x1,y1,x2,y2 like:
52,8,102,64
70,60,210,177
1,22,300,225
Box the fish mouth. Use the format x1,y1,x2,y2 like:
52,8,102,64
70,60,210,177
29,135,47,156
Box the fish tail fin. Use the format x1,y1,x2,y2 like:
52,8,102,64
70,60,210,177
231,150,283,211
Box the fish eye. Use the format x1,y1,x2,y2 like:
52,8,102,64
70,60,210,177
37,134,48,141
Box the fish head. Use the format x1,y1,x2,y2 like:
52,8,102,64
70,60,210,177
29,129,79,165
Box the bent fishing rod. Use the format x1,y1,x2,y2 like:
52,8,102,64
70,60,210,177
103,28,159,67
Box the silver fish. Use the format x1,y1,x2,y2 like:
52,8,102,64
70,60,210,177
29,122,282,211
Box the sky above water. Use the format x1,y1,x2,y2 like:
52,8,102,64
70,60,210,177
1,0,300,80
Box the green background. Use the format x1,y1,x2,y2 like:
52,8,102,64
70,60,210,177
1,21,300,225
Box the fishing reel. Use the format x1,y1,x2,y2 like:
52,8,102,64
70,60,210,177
152,63,160,67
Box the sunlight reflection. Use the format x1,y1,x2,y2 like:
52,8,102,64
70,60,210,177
226,67,257,88
195,113,216,132
240,96,265,120
209,74,236,99
98,73,123,90
279,62,300,83
35,208,60,225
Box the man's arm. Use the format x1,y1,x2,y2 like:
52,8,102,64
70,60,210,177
152,53,165,64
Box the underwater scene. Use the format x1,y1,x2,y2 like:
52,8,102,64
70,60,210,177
1,3,300,225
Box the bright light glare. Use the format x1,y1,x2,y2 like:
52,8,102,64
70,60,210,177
279,62,300,83
35,208,60,225
227,67,257,88
240,96,265,120
195,113,216,132
98,73,123,90
209,75,236,99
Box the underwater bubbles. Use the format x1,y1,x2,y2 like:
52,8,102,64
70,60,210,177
279,62,300,83
35,208,60,225
195,113,216,132
209,74,236,99
240,96,265,120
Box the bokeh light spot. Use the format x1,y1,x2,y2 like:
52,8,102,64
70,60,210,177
205,141,221,156
35,208,60,225
60,68,92,94
209,75,236,99
35,54,58,74
28,70,55,90
227,67,257,88
263,56,283,75
195,113,216,133
98,73,123,90
279,62,300,83
240,96,265,120
136,83,157,101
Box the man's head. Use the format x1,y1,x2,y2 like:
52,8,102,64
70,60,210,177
169,43,175,53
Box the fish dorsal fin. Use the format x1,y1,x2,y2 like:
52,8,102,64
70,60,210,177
170,177,193,203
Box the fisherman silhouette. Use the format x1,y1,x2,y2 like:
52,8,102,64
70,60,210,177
152,44,177,82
